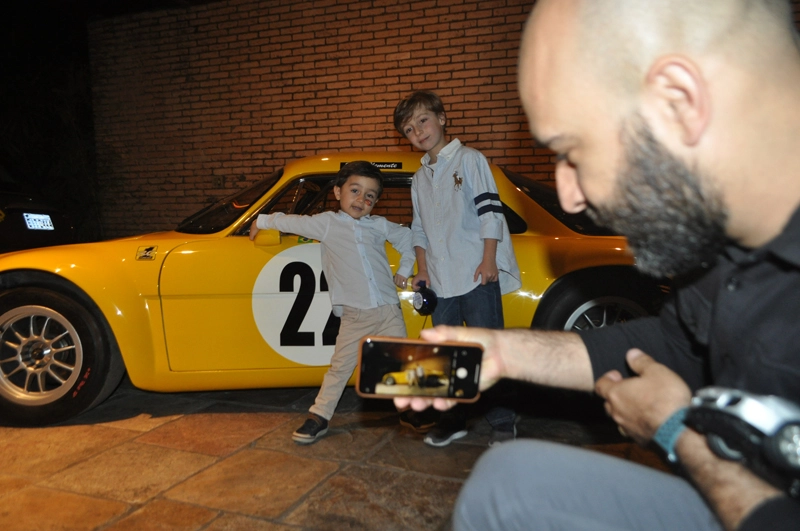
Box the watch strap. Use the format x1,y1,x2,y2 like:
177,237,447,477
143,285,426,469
653,407,688,463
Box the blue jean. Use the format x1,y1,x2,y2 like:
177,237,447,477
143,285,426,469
432,282,514,431
432,281,504,330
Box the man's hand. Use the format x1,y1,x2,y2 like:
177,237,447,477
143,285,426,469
594,348,692,445
394,274,408,289
394,327,594,413
393,325,505,412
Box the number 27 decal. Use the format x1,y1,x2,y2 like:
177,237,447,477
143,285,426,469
279,261,340,347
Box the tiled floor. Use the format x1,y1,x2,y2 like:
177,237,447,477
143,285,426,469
0,379,669,530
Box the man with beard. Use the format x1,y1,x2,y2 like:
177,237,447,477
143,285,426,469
395,0,800,529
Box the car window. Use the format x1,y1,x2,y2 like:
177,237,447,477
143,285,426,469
176,169,284,234
237,174,415,236
500,168,615,236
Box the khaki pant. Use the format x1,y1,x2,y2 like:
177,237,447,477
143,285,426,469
309,304,406,420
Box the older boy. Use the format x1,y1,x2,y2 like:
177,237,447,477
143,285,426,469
250,161,415,444
393,91,522,447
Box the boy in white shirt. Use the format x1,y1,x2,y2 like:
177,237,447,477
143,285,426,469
394,91,522,447
250,161,415,444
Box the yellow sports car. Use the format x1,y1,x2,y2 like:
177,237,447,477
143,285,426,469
0,152,664,426
382,369,445,387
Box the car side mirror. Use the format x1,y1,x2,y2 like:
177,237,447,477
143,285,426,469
253,228,281,247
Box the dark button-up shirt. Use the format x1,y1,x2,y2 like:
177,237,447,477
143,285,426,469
579,206,800,529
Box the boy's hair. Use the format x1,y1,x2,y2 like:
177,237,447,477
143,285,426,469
393,90,446,137
335,160,384,197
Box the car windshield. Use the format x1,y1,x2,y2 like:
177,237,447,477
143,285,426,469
176,169,284,234
501,168,615,236
232,173,416,236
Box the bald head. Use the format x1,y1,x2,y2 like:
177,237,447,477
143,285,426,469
522,0,798,116
519,0,800,249
574,0,797,94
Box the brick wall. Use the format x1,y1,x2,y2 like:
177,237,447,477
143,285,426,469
89,0,535,238
88,0,800,239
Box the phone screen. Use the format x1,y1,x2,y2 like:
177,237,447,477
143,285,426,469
357,337,482,401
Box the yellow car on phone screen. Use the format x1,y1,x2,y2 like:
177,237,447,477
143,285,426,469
0,151,665,426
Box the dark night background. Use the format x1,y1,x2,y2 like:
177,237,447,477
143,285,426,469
0,1,210,242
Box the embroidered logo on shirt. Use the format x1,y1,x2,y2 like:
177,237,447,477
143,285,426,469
453,170,462,191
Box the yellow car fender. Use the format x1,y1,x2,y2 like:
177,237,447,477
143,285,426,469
0,234,194,387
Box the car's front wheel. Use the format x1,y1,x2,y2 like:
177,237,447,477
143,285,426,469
0,287,124,426
532,269,665,332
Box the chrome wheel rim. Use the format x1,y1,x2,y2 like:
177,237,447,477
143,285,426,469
564,296,649,331
0,305,83,405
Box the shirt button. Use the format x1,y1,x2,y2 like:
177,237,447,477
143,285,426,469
725,277,740,291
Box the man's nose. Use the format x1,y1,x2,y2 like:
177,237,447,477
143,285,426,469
555,160,587,214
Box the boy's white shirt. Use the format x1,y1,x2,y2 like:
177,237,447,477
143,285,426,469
411,138,522,298
257,210,415,316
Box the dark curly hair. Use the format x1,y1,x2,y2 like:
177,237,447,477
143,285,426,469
335,160,384,197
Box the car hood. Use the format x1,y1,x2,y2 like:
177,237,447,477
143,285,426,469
0,230,213,270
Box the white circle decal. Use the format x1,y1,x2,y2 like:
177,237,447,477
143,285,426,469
252,244,335,366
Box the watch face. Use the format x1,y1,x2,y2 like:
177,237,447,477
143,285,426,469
413,292,424,310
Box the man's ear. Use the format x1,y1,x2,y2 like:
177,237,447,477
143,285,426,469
643,56,710,146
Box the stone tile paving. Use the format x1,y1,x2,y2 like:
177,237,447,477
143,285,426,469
0,378,667,530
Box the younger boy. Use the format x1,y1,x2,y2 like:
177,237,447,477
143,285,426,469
250,161,415,444
393,91,522,447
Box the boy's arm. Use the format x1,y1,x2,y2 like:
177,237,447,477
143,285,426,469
385,220,415,279
468,151,505,242
413,246,430,290
410,180,429,252
250,212,330,242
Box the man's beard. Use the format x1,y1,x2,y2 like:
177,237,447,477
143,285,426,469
585,119,728,277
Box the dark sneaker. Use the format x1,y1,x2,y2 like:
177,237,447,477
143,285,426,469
488,425,517,447
399,409,439,433
423,422,468,447
292,413,329,444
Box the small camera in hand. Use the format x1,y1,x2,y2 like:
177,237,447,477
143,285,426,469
685,387,800,498
413,280,438,316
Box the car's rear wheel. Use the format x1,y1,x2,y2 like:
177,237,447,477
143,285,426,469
532,269,664,332
0,288,124,426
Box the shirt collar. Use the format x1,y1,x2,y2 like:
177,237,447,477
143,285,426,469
420,138,462,167
336,210,371,222
725,205,800,267
763,205,800,266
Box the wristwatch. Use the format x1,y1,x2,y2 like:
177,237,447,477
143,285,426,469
653,407,688,463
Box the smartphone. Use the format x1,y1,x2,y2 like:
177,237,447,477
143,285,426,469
356,336,482,402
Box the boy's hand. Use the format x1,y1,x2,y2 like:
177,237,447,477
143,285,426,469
474,259,499,284
412,272,430,291
394,274,408,289
248,219,260,241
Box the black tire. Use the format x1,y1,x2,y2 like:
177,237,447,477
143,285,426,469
532,269,665,331
384,376,396,385
0,287,124,426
